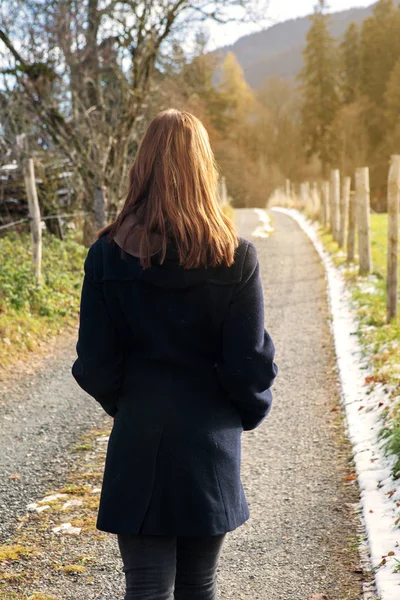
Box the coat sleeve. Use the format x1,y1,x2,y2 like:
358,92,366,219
72,245,124,417
216,241,278,431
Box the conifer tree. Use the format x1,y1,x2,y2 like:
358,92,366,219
299,0,340,175
360,0,400,106
340,22,360,104
386,58,400,125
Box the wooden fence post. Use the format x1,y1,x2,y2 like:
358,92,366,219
299,183,306,208
94,186,108,231
285,179,291,200
347,190,357,262
355,167,372,275
321,181,330,227
311,182,320,219
339,176,351,248
330,169,340,242
387,155,400,322
219,177,228,205
23,157,42,285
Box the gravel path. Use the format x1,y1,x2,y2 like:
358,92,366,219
0,337,109,543
218,209,364,600
0,209,365,599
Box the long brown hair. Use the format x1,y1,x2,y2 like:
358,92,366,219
100,109,238,269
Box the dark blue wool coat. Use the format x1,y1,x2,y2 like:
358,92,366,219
72,235,277,536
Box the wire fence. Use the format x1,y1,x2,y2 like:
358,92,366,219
0,211,91,233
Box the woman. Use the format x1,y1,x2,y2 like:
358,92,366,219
72,108,277,600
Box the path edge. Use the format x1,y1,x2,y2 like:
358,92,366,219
271,207,400,600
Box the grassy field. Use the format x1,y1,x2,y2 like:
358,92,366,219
0,231,86,370
321,214,400,476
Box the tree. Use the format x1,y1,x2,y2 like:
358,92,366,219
340,22,360,104
385,57,400,132
217,52,254,136
257,77,306,183
0,0,260,224
360,0,400,105
298,0,340,176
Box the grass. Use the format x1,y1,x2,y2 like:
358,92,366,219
319,214,400,477
0,230,86,370
0,546,35,562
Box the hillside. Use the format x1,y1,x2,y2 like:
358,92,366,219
215,3,375,87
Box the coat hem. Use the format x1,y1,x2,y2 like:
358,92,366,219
95,514,250,537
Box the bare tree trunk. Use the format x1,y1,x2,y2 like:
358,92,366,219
23,157,42,285
387,155,400,322
83,217,95,247
94,185,108,232
355,167,372,275
347,190,357,262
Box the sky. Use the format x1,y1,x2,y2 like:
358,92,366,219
206,0,374,49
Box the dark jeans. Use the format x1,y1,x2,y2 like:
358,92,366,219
117,533,226,600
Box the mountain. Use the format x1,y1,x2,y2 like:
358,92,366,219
215,4,376,87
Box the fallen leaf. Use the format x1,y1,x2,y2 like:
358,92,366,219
344,475,357,481
358,405,365,410
8,473,21,479
388,551,395,556
331,406,340,412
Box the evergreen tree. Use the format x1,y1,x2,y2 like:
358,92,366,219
360,0,400,106
340,22,360,104
385,57,400,130
299,0,340,175
359,0,400,149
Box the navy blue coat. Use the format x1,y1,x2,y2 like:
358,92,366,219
72,235,277,536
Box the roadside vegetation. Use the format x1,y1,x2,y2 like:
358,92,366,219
0,231,86,371
320,214,400,477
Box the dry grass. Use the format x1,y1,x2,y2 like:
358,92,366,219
0,425,111,597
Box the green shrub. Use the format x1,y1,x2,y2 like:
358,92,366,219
0,231,86,365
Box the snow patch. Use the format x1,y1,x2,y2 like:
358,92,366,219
40,493,68,503
272,207,400,600
52,522,81,535
252,208,274,238
62,499,83,510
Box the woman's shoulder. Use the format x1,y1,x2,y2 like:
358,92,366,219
83,235,118,280
206,236,257,286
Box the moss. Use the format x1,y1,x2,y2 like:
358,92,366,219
0,545,34,563
59,564,85,575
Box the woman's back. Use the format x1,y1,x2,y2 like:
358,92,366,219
71,108,277,598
